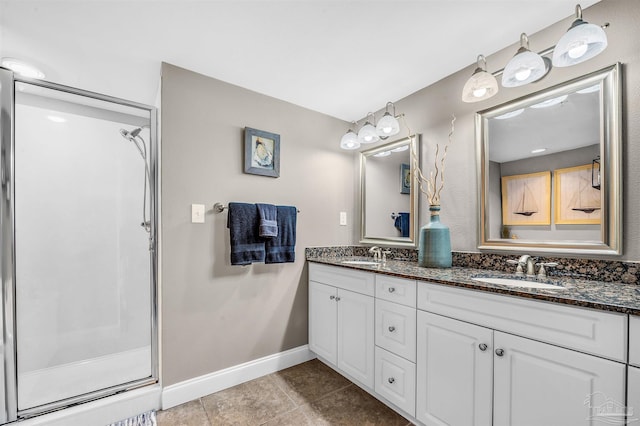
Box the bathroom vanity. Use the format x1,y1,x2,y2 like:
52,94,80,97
307,257,639,426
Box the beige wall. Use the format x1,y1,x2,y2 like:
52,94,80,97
160,63,355,385
389,0,639,260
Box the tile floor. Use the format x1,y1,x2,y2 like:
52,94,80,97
156,359,412,426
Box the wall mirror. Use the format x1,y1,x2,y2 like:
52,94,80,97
360,135,420,248
477,63,621,255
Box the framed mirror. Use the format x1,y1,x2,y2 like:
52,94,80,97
360,135,420,248
477,63,622,255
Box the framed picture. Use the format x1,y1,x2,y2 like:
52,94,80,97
244,127,280,177
400,163,410,194
501,171,551,226
554,164,601,224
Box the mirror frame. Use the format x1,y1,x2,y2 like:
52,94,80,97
477,63,622,255
359,134,420,248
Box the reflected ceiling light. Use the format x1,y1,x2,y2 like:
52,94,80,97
358,112,380,144
553,4,608,67
502,33,550,88
495,108,524,120
530,94,568,109
391,145,409,153
577,84,600,94
376,102,400,139
340,121,360,150
374,151,391,157
1,57,45,79
531,148,547,154
47,115,66,123
462,54,499,103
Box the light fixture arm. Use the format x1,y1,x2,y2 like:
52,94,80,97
385,102,397,117
476,54,487,71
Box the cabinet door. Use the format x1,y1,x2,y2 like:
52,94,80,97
629,366,640,424
337,289,374,389
493,331,626,426
309,281,337,365
375,298,416,362
416,311,493,426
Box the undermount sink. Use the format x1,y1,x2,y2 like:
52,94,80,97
340,260,381,266
472,277,565,290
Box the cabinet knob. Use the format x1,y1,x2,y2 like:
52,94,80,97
388,326,396,332
495,348,505,357
388,287,396,293
335,296,341,302
388,377,395,384
478,343,488,351
329,295,335,300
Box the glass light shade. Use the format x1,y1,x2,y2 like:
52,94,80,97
577,84,600,94
530,94,568,109
373,151,391,157
462,69,499,102
502,49,549,87
495,108,524,120
391,145,409,153
376,112,400,138
358,122,380,144
552,22,607,67
340,130,360,150
1,57,45,79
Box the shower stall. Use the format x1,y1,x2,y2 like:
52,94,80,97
0,68,158,423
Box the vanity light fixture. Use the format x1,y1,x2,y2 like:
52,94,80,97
462,55,499,103
340,121,360,150
531,148,547,154
502,33,551,88
376,102,400,139
495,108,524,120
391,145,409,153
552,4,608,67
358,112,380,144
577,84,600,94
373,151,391,157
1,57,46,79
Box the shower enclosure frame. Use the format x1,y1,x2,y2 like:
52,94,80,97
0,67,159,422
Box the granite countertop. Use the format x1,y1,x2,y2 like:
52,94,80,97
306,256,640,316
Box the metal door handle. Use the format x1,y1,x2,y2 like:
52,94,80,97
335,296,341,302
388,287,396,293
388,377,395,384
388,326,396,332
329,295,335,300
495,348,505,357
479,343,488,351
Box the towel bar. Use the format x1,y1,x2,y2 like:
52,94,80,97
214,203,300,213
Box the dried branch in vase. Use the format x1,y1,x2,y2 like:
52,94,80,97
404,114,456,206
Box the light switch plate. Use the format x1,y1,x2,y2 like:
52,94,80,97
191,204,205,223
339,211,347,226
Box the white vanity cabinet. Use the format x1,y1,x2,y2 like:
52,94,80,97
630,315,640,367
308,263,375,389
629,366,640,424
416,281,627,426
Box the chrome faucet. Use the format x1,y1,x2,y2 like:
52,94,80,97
507,255,536,277
369,246,382,261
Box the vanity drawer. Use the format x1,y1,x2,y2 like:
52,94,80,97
630,315,640,367
376,275,416,308
375,346,416,417
309,263,374,296
376,299,416,362
417,281,627,362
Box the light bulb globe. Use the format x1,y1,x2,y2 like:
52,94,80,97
376,113,400,138
552,22,607,67
358,122,379,144
340,130,360,150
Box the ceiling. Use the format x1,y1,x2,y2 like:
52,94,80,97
0,0,600,122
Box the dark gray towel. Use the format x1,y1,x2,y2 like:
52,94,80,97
256,203,278,238
227,202,265,265
265,205,297,264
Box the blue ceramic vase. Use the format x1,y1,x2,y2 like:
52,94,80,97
418,205,452,268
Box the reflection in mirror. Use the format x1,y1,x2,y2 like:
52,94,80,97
478,64,621,255
360,135,420,248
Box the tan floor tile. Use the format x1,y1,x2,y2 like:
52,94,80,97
305,385,410,426
201,375,296,425
259,405,314,426
156,400,211,426
270,359,352,406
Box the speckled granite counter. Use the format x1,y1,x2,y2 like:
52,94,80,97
306,256,640,316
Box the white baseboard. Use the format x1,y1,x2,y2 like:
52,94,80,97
162,345,315,409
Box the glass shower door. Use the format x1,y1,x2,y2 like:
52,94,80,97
12,81,157,415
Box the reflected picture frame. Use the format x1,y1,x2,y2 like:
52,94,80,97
400,163,410,194
244,127,280,178
501,171,551,226
554,164,601,225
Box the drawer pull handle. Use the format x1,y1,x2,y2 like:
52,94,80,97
388,326,396,332
479,343,488,351
329,295,335,300
388,287,396,293
495,348,505,357
335,296,341,302
388,377,395,384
